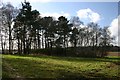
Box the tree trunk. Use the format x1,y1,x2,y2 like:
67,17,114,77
45,36,47,49
21,40,23,54
50,39,52,56
23,25,26,54
37,30,41,49
1,36,4,54
8,22,12,54
96,32,98,46
64,35,66,56
42,30,44,48
18,36,20,54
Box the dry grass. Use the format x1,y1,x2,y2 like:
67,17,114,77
107,52,120,56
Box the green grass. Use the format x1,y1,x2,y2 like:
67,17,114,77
2,54,120,79
0,54,2,79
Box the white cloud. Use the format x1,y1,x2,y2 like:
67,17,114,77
79,24,86,28
108,16,119,46
77,8,101,23
41,12,70,20
28,0,51,3
2,0,51,3
109,18,118,37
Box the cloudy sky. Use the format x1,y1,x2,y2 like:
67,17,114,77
1,0,119,46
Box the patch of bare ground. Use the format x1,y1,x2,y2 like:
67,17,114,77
107,52,120,56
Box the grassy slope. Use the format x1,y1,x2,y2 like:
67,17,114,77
0,54,2,79
2,54,120,78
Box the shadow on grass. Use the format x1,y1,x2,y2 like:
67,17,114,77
11,54,120,65
2,56,115,79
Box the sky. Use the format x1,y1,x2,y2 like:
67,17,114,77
0,0,119,46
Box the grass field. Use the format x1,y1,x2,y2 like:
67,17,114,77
2,54,120,79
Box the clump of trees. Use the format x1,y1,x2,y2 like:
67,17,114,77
0,1,116,57
0,2,19,54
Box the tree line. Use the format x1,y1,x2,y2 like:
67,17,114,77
0,1,115,57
